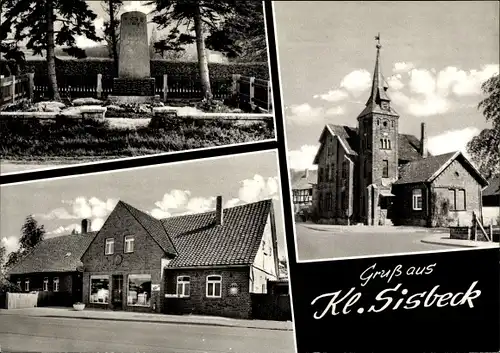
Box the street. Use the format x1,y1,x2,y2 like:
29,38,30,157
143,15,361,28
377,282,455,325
295,223,457,260
0,315,295,353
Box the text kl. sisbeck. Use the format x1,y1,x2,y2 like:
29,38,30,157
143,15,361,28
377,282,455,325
310,263,482,319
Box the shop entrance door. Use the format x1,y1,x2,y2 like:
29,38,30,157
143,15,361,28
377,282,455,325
112,275,123,310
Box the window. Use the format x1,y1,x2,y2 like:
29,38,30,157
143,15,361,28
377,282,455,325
105,238,114,255
43,277,49,291
176,276,191,297
25,279,30,292
382,160,389,178
53,277,59,292
412,189,423,211
206,275,222,298
381,139,392,150
16,279,21,288
90,275,110,304
128,274,152,306
456,189,466,210
124,235,135,253
450,188,466,211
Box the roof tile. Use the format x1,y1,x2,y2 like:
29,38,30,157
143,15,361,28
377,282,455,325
161,200,272,268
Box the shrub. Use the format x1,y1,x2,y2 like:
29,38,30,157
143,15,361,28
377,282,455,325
0,279,22,293
11,58,269,80
0,116,274,160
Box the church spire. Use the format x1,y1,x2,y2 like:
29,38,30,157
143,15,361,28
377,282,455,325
365,33,390,107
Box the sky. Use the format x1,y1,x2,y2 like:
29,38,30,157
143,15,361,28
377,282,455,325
274,1,500,171
0,150,290,260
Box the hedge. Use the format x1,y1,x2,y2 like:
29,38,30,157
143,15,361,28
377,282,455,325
5,58,269,79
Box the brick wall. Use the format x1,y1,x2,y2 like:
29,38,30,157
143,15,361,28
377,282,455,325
316,134,354,223
81,202,167,312
449,226,470,240
164,267,252,319
431,158,482,227
392,183,429,226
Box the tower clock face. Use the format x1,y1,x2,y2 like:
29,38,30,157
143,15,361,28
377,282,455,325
381,102,389,111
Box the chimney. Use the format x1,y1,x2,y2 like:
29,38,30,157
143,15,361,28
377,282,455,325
420,122,428,158
81,219,91,234
305,169,309,178
216,196,223,226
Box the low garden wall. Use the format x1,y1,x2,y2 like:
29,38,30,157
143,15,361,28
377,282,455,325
449,226,470,240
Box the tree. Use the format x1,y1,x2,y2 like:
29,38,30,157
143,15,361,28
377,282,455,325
102,0,122,76
1,0,101,101
467,74,500,180
205,1,267,62
0,244,6,278
278,257,288,279
150,0,261,100
4,215,45,270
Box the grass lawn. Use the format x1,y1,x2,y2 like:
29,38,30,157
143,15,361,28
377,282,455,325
0,116,274,161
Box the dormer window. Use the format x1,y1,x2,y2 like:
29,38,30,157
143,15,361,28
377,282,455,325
124,235,135,253
381,102,389,111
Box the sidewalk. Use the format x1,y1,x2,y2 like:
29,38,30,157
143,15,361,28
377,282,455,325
301,223,449,234
0,307,293,331
421,234,500,249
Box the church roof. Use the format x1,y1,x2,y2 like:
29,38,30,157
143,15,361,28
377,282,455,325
394,151,488,187
313,124,424,164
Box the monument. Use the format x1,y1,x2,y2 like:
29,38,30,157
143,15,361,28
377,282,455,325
110,11,156,103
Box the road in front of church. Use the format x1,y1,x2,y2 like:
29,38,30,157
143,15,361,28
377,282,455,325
295,223,458,260
0,314,294,353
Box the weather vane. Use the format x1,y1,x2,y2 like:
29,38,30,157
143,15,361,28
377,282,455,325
375,33,381,49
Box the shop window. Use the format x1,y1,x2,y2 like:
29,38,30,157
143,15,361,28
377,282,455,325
90,275,109,304
127,274,152,307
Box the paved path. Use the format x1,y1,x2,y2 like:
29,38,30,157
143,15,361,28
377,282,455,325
0,313,294,353
295,223,460,260
0,307,292,331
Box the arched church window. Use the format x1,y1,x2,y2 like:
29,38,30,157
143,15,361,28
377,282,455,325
391,121,394,128
388,140,391,149
383,121,388,127
380,139,383,149
377,119,380,126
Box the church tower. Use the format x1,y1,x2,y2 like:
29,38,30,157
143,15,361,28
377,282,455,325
357,35,399,225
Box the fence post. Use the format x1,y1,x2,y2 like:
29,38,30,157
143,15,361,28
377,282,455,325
249,76,255,111
231,74,240,96
96,73,103,99
163,74,168,102
28,73,35,101
11,75,16,103
267,80,272,112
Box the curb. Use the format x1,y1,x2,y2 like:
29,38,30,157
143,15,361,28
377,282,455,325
421,238,499,249
31,314,293,332
420,238,477,248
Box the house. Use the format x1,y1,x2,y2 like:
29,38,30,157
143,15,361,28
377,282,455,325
6,220,95,307
313,41,488,227
392,151,488,227
80,197,279,319
290,169,318,219
482,176,500,225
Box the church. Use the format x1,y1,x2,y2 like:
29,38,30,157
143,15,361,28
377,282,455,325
312,39,488,227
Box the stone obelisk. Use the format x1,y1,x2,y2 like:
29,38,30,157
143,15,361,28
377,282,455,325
110,11,155,103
